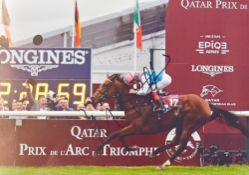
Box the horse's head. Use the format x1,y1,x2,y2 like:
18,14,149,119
91,74,129,105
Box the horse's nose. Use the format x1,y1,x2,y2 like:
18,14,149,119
90,96,95,101
89,97,95,104
90,96,103,106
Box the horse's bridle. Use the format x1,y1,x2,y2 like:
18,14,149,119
91,75,123,105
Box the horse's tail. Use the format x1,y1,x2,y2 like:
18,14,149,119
209,104,249,137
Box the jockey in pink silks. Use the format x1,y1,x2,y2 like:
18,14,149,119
123,69,172,112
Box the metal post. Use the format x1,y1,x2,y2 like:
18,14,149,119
149,48,166,71
63,32,68,48
149,48,154,70
247,118,249,161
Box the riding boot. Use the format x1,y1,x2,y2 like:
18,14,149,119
154,99,167,112
151,91,166,112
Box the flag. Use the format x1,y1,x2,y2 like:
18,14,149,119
0,0,13,47
74,0,81,48
133,0,142,50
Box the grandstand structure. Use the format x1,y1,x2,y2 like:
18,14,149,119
16,0,168,84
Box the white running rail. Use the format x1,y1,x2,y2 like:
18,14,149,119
0,111,248,118
0,111,125,118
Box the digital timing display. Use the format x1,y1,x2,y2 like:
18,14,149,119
0,48,92,106
0,80,87,105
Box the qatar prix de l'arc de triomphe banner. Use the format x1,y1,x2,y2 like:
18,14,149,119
166,0,249,110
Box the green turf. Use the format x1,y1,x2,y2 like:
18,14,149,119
0,165,248,175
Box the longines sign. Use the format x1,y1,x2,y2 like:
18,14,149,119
0,48,91,76
191,65,234,77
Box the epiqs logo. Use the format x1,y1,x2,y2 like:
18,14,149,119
165,128,201,162
200,85,223,97
196,35,229,55
0,49,89,76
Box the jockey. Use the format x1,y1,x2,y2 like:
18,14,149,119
123,69,172,112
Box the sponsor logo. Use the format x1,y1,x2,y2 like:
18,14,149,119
181,0,247,10
69,126,159,157
181,0,213,10
165,129,201,162
196,35,229,55
200,85,223,97
70,126,108,140
200,85,237,107
191,65,234,77
0,49,89,76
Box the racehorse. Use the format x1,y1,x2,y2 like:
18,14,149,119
91,74,249,169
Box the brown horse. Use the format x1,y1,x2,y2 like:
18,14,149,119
91,74,249,169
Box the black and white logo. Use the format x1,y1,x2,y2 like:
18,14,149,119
165,129,201,162
200,85,223,97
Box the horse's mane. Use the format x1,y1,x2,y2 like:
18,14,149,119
108,73,125,83
105,74,151,110
108,73,151,98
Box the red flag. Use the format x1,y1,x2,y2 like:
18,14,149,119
74,0,81,48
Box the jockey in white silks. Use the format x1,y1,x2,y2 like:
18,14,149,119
123,69,172,112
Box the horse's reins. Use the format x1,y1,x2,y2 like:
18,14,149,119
92,76,143,123
93,79,116,102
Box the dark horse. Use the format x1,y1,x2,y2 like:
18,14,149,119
91,74,249,169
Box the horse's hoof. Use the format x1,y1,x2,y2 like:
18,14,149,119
124,145,140,152
92,151,99,157
156,165,164,170
163,160,171,167
131,145,139,150
156,160,171,170
149,152,156,158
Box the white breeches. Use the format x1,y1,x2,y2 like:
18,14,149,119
137,72,172,95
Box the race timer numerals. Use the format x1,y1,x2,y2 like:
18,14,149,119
0,82,86,105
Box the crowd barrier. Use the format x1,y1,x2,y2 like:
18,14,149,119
0,111,125,118
230,111,249,117
0,110,248,118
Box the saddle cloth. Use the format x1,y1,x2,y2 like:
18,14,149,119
161,95,179,109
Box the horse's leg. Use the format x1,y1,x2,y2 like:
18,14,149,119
150,127,182,157
117,109,152,151
93,123,138,156
159,129,192,170
93,130,121,156
120,136,139,152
